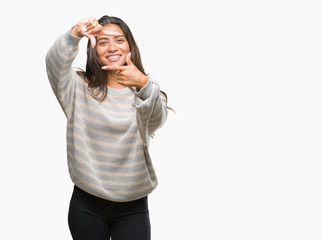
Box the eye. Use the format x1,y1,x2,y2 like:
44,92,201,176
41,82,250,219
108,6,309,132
98,41,108,46
116,39,124,44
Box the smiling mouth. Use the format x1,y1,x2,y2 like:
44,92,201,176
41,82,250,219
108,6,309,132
107,55,121,60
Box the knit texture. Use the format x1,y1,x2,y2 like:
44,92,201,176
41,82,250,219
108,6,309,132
45,30,167,202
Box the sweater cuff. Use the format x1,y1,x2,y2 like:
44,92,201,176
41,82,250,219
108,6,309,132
136,77,153,100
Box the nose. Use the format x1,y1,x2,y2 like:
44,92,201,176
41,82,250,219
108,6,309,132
107,41,117,52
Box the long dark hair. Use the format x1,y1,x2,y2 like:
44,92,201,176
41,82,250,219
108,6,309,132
77,15,173,112
77,15,145,101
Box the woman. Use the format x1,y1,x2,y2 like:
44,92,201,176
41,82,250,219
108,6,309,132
45,15,169,239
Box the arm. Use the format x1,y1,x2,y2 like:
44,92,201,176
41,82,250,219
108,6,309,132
135,76,168,139
101,53,168,138
45,30,82,118
45,17,122,118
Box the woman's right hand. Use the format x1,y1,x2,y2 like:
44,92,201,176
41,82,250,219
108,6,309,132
71,17,121,48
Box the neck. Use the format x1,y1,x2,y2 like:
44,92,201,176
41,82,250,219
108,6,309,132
106,72,125,89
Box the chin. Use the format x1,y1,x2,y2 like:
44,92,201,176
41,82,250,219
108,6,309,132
109,59,127,66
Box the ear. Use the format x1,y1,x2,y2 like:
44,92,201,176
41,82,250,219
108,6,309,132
126,52,133,66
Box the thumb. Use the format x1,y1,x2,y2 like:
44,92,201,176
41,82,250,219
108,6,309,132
126,52,133,66
84,31,96,48
88,34,96,48
90,36,96,48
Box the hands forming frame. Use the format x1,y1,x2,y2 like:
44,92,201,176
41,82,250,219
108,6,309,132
71,17,148,89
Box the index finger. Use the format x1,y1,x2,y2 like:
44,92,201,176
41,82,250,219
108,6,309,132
95,30,123,37
101,66,127,71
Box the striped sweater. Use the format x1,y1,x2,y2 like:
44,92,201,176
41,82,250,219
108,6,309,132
45,30,167,202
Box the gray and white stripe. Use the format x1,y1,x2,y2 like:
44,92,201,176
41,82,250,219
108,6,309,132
46,30,167,202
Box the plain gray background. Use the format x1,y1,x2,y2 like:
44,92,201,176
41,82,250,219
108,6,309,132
0,0,322,239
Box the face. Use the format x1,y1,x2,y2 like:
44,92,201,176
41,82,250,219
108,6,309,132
96,24,130,67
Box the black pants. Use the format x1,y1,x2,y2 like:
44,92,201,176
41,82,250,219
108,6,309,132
68,186,151,240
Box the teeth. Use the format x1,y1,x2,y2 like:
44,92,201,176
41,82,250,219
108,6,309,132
108,55,120,59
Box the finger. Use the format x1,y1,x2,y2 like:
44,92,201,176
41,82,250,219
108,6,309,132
84,33,96,48
88,24,103,35
83,18,91,27
85,19,96,31
101,66,127,71
86,17,96,26
85,18,101,35
90,35,96,48
98,30,123,36
118,80,129,86
126,52,132,66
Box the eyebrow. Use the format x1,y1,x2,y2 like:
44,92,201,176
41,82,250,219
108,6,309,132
97,35,125,41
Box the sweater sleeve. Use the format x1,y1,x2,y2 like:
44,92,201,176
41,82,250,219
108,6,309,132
45,30,82,119
135,75,168,141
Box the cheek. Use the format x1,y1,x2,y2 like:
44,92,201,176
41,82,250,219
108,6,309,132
121,43,130,53
96,48,107,65
96,48,105,58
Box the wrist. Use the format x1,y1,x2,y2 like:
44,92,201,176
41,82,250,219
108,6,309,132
138,75,148,89
71,26,83,38
135,76,152,100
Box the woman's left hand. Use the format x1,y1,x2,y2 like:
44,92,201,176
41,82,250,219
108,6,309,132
101,53,148,89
